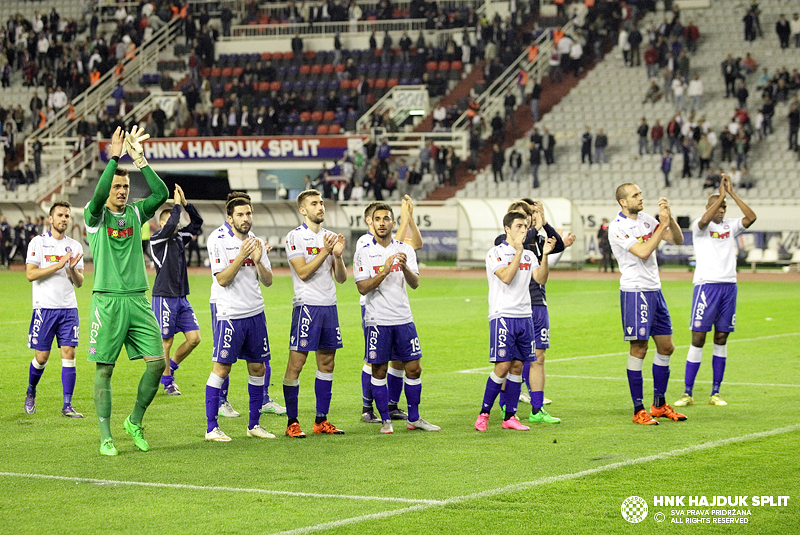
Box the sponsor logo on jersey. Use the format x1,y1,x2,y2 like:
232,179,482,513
637,231,654,243
47,254,63,262
373,264,401,274
107,226,135,238
709,231,730,239
694,291,707,323
241,258,255,266
519,262,532,270
306,246,321,255
299,307,312,339
222,325,233,348
90,307,102,344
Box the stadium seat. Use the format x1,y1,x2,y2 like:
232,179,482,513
322,110,335,123
329,124,341,134
175,127,187,137
317,124,329,134
186,127,199,136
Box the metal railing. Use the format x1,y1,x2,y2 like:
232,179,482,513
24,16,184,164
121,92,185,126
356,85,430,133
226,18,433,39
370,129,469,160
256,0,485,20
0,143,100,204
452,19,575,135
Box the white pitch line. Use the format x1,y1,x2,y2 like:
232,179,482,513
457,332,800,373
0,473,442,505
271,424,800,535
544,374,800,388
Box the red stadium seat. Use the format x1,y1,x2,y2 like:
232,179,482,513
221,67,233,77
299,65,311,75
329,124,341,134
200,67,211,78
261,52,272,61
322,64,334,75
284,51,295,62
223,82,233,93
316,124,329,134
299,111,311,122
210,67,222,77
374,78,387,89
310,64,323,75
438,61,450,71
387,78,399,88
311,110,324,122
257,81,270,92
334,64,345,73
304,51,316,60
273,52,284,61
450,61,463,71
322,110,335,123
270,81,282,91
232,67,244,77
213,98,225,108
175,127,187,137
426,61,438,72
340,79,352,90
186,127,199,136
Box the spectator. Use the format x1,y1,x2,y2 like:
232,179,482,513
529,136,541,188
644,43,659,78
434,143,448,185
741,52,758,75
569,39,583,76
672,75,685,111
703,167,721,190
220,5,234,37
721,55,740,98
684,20,700,52
530,78,542,122
291,32,303,55
792,13,800,48
687,74,704,111
776,14,791,49
490,112,504,144
381,31,392,65
628,25,643,67
542,128,556,165
581,126,592,165
739,166,754,190
643,80,662,104
595,129,608,164
418,140,432,174
618,26,630,66
637,118,649,155
697,133,713,178
681,138,693,178
660,150,672,187
736,81,749,110
788,100,799,151
491,144,504,183
399,31,411,63
743,8,756,42
651,120,665,154
509,149,522,182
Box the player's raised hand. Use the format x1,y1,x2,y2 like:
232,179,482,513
403,195,414,215
382,254,397,273
249,238,264,263
509,230,525,252
332,233,345,257
542,236,557,255
718,175,729,197
723,174,734,194
124,125,150,168
68,252,84,269
396,251,408,268
57,251,73,267
323,232,338,254
110,127,124,158
239,237,257,260
173,186,181,206
658,204,670,226
533,200,546,226
560,230,576,247
175,184,187,206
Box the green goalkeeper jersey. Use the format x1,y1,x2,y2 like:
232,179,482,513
85,158,169,294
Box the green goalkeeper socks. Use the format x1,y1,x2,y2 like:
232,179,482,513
130,359,167,425
94,363,115,441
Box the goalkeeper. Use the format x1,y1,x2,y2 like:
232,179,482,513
85,126,169,456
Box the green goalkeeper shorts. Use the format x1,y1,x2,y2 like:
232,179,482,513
87,293,164,363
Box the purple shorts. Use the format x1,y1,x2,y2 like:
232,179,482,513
620,290,673,341
152,296,200,339
531,305,550,350
690,283,737,333
28,308,79,351
489,316,535,363
212,312,271,364
289,304,343,352
365,322,422,364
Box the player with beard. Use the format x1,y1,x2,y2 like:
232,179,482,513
609,183,686,425
24,201,85,417
354,203,439,434
204,196,276,441
282,189,347,438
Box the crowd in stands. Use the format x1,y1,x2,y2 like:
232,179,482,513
0,213,45,267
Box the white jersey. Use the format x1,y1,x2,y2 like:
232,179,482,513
207,224,271,320
356,232,373,306
609,211,662,291
486,242,538,319
26,232,84,309
692,217,744,285
353,238,418,326
285,223,338,307
208,223,227,306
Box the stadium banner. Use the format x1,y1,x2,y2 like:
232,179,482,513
97,136,368,163
419,230,458,253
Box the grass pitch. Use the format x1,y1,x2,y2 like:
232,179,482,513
0,268,798,534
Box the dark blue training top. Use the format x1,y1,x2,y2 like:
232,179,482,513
150,203,203,297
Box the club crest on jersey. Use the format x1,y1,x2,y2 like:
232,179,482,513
89,346,97,355
306,246,321,255
65,246,72,253
117,218,126,227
